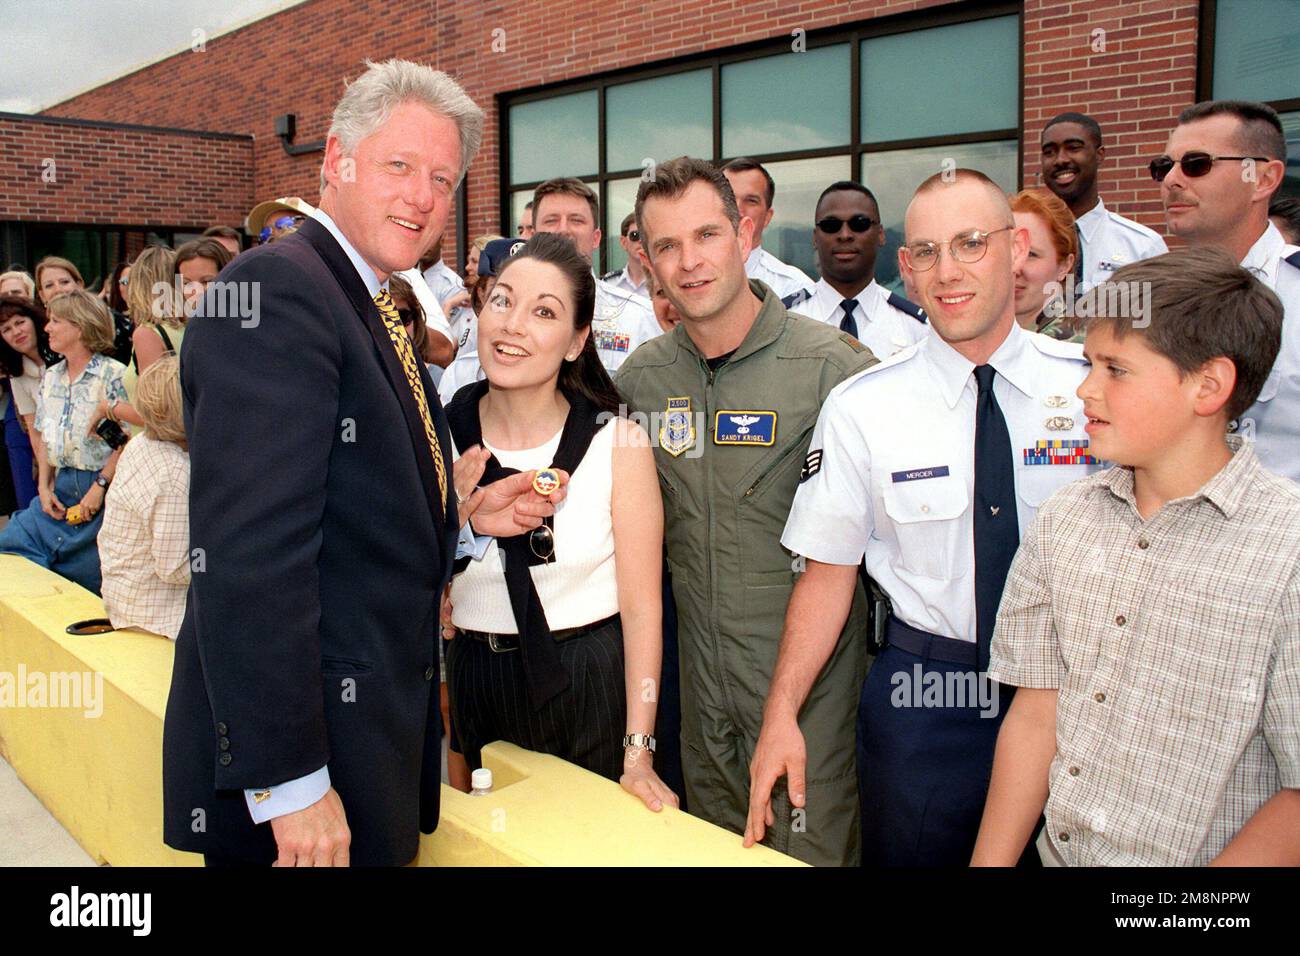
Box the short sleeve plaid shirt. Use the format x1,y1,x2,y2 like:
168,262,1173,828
990,437,1300,865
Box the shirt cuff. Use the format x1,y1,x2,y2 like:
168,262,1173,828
244,766,330,824
455,522,492,561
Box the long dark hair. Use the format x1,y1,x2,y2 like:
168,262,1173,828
0,294,51,375
495,231,623,416
104,260,131,313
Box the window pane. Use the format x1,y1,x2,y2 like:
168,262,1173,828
607,70,712,173
861,16,1018,143
1212,0,1300,103
722,45,850,156
509,189,533,238
761,155,853,279
509,90,598,184
860,140,1018,294
603,178,642,275
1281,111,1300,201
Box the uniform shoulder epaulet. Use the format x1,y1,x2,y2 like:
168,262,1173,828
886,291,927,324
601,269,620,281
782,288,812,310
1284,250,1300,271
1027,331,1087,362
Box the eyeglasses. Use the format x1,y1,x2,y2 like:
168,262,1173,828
118,276,129,287
1148,152,1271,182
529,519,555,562
815,215,876,235
903,226,1014,272
625,230,641,243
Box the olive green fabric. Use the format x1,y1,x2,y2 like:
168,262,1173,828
616,280,878,866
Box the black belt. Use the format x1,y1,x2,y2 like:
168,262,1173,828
462,614,619,654
885,616,979,667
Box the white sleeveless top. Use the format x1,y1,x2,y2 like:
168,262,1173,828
451,419,620,632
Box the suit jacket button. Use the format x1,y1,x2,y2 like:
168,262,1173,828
216,722,228,736
218,737,230,751
218,753,232,767
424,665,435,681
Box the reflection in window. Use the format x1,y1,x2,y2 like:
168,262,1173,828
1280,111,1300,201
761,156,852,280
607,71,712,173
861,16,1018,143
510,190,534,239
603,178,642,274
860,140,1018,294
722,45,850,156
509,90,598,183
1211,0,1300,104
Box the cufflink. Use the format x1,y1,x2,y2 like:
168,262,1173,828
253,789,272,804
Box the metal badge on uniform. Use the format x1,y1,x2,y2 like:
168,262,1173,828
659,396,695,457
800,449,823,482
1045,415,1075,431
1023,439,1097,465
714,410,776,446
593,329,631,353
1044,395,1070,409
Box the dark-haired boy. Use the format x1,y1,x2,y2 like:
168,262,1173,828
972,247,1300,866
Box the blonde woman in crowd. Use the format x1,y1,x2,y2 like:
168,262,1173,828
99,355,191,640
0,289,127,593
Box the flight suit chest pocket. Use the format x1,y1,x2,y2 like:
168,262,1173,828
880,474,969,579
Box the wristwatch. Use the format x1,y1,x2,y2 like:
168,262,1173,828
94,474,110,490
622,733,656,754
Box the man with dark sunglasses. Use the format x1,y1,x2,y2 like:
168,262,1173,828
784,180,928,360
1158,99,1300,482
1041,112,1167,296
601,212,649,298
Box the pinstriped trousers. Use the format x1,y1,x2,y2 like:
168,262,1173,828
446,616,627,782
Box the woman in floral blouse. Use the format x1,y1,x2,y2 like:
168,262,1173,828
0,289,127,593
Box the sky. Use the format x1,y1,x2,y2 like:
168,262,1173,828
0,0,310,113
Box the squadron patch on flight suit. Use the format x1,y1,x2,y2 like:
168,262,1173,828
659,396,695,457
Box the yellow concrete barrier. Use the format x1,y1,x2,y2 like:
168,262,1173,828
0,555,802,867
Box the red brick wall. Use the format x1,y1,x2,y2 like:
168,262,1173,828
0,116,252,227
1023,0,1198,230
41,0,1198,253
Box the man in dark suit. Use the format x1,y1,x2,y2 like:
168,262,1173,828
163,59,561,867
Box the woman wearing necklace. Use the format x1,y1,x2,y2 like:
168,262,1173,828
444,232,678,812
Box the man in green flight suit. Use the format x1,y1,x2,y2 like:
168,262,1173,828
615,157,877,866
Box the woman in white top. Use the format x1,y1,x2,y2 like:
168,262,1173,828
444,232,677,812
1,295,52,510
99,355,191,639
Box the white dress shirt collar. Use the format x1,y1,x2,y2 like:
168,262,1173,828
1075,197,1108,243
1240,221,1286,286
922,321,1035,410
310,207,387,299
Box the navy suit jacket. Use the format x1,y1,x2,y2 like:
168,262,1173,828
163,218,457,866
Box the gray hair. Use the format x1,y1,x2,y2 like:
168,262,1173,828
320,59,484,193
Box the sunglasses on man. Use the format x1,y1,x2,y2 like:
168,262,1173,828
1148,151,1271,182
815,215,877,235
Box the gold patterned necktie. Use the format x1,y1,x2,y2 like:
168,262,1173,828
373,288,447,509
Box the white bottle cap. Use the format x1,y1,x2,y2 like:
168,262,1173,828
471,768,493,790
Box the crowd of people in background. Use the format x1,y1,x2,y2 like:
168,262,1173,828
1,74,1297,868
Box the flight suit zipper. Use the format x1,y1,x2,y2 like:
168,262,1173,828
701,354,737,727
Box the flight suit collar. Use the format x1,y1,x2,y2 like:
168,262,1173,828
922,321,1037,409
677,279,786,366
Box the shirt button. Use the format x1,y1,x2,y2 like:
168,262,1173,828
1068,766,1080,776
1137,538,1149,550
1058,832,1070,843
1115,614,1126,626
920,504,930,513
218,737,230,751
1094,691,1106,703
216,722,229,736
218,753,232,767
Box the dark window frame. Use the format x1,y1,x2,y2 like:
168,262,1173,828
499,0,1021,271
1196,0,1300,112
